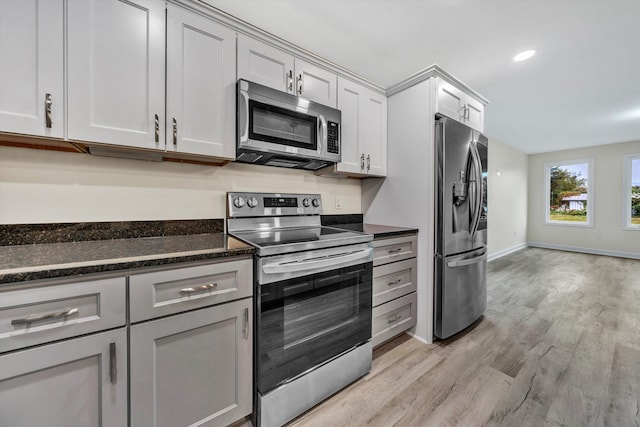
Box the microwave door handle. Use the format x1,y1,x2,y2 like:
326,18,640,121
239,90,250,142
318,114,327,154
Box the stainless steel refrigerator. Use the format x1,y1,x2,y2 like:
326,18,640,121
434,115,488,339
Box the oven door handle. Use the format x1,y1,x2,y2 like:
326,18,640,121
262,248,373,274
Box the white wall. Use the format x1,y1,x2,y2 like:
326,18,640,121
0,146,362,224
487,138,528,260
528,140,640,257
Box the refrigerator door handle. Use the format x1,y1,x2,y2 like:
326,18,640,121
469,140,483,238
447,251,487,268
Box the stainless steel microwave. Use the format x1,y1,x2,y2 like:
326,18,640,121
236,79,341,170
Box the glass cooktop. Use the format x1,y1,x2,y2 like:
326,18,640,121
230,226,371,256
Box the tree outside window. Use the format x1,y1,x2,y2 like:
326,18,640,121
624,154,640,229
544,159,594,226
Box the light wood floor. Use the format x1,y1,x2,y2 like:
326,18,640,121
283,247,640,427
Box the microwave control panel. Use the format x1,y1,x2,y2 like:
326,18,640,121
327,121,339,154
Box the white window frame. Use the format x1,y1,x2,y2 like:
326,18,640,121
544,158,594,227
623,153,640,230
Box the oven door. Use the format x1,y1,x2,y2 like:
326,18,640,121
256,261,372,394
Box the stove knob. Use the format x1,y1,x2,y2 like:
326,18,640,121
302,198,311,207
233,197,245,208
312,198,320,207
247,197,258,208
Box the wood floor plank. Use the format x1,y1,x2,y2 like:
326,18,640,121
604,343,640,426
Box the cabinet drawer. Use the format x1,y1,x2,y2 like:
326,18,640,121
0,277,126,353
372,292,417,348
129,257,252,322
373,258,417,306
372,234,417,266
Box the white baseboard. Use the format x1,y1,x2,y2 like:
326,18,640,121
528,242,640,260
487,243,528,262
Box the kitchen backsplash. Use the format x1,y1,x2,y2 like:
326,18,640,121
0,146,362,224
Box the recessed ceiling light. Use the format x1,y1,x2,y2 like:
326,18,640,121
513,50,536,62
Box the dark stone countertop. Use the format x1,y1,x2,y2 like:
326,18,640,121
0,233,254,286
320,215,418,239
328,222,419,239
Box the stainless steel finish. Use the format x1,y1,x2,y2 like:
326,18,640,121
360,153,365,170
172,118,177,145
236,79,341,169
45,93,52,128
259,341,372,427
110,342,117,383
227,192,322,219
11,307,79,325
258,244,373,283
468,140,483,238
435,248,487,339
434,115,488,339
367,154,371,171
287,70,293,91
446,249,487,268
154,114,159,143
178,283,217,294
296,74,303,95
243,307,249,339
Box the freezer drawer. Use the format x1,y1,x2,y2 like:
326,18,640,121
434,248,487,339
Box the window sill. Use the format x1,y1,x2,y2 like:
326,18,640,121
544,220,593,228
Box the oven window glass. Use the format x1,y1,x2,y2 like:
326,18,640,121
249,100,317,150
257,263,372,393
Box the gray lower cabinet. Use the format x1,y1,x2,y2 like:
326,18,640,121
0,327,127,426
371,233,418,347
130,297,253,427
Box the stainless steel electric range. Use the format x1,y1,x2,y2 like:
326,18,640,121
227,192,373,427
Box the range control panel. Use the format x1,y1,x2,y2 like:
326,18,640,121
227,192,322,218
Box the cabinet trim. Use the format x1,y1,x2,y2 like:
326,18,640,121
386,64,489,104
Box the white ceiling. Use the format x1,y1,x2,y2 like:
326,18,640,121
205,0,640,154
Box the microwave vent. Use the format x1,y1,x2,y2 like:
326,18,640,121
237,152,264,163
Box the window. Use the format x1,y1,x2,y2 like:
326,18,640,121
544,159,594,226
623,154,640,230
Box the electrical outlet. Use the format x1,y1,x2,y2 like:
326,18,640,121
335,196,342,209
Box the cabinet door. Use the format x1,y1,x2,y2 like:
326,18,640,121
166,5,236,158
131,298,252,427
436,79,466,123
0,328,127,427
361,89,387,176
0,0,63,138
465,96,485,132
335,77,364,174
67,0,165,149
237,34,294,93
295,59,338,107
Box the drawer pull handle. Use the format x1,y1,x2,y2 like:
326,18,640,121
11,307,79,325
110,342,117,384
243,307,249,340
179,283,218,294
387,278,402,286
388,248,402,255
387,314,402,324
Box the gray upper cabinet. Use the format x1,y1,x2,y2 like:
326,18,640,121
237,34,338,108
0,0,63,138
130,297,253,427
165,3,236,158
322,77,387,177
66,0,166,150
436,78,485,132
67,0,237,159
